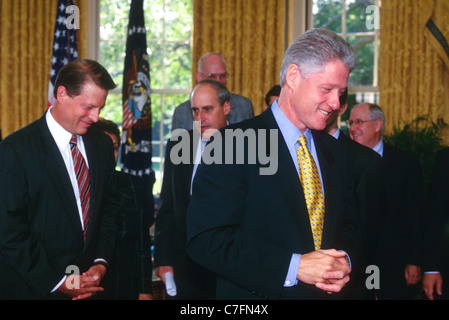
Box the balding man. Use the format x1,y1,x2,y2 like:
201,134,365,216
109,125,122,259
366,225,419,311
155,79,231,299
171,52,253,131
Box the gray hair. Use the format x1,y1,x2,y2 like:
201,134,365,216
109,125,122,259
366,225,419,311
366,103,386,134
280,28,358,86
190,79,231,107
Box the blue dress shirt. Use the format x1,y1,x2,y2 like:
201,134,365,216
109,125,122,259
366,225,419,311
271,101,325,287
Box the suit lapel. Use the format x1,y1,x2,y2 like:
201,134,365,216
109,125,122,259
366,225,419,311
38,116,84,239
82,130,102,243
312,130,337,246
259,109,315,248
178,130,196,202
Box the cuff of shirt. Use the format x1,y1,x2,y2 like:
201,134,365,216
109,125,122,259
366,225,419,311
52,276,67,293
284,253,300,287
339,250,351,269
284,251,351,288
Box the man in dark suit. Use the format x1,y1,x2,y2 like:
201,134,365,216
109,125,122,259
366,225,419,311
171,52,253,131
154,79,231,299
185,29,363,300
422,147,449,300
0,59,118,300
349,103,425,299
325,90,386,299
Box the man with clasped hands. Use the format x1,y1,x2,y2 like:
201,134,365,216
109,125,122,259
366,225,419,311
186,29,364,299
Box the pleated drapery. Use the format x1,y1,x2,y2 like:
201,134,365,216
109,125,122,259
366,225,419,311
0,0,86,137
379,0,449,142
192,0,286,116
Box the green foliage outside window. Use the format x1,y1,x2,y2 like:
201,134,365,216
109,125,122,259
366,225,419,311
99,0,193,194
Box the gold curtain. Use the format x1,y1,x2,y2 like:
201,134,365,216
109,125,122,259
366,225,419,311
379,0,449,142
0,0,86,138
192,0,286,116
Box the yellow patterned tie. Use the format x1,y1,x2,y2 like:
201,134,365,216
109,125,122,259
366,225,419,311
297,134,325,250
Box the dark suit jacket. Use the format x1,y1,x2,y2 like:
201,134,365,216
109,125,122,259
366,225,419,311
186,108,362,300
337,132,386,299
423,147,449,281
337,132,385,258
374,142,425,298
0,114,118,299
154,129,216,299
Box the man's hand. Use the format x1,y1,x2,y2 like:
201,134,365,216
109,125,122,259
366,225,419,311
155,266,174,283
297,249,351,293
404,264,421,285
423,273,443,300
139,293,154,300
58,264,107,300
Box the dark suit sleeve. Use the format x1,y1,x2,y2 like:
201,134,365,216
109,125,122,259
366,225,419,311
0,141,62,296
405,154,425,266
92,134,120,264
350,143,386,264
423,148,449,271
186,153,293,299
154,138,178,267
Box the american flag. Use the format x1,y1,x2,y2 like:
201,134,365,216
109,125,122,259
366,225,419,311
47,0,78,108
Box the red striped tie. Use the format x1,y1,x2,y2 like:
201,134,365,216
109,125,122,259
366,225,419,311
70,135,90,240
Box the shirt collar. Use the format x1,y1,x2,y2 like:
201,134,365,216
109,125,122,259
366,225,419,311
373,138,384,157
45,107,73,151
332,127,341,139
271,100,303,149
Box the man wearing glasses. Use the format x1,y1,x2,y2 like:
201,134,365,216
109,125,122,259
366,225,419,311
349,103,425,300
171,52,254,131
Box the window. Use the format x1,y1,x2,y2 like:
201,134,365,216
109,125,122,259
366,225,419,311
99,0,193,194
312,0,381,129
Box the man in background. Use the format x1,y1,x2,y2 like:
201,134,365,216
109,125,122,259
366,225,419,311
264,84,281,109
154,79,231,299
325,91,386,299
422,147,449,300
171,52,253,131
349,103,425,299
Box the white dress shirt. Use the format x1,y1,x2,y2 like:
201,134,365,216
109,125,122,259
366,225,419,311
46,108,89,231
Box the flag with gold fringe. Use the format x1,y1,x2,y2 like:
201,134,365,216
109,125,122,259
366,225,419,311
121,0,155,225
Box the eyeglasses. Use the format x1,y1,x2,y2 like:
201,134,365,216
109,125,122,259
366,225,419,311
348,119,374,126
201,72,229,81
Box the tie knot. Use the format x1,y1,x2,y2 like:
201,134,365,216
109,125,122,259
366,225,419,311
298,134,308,148
70,135,77,147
